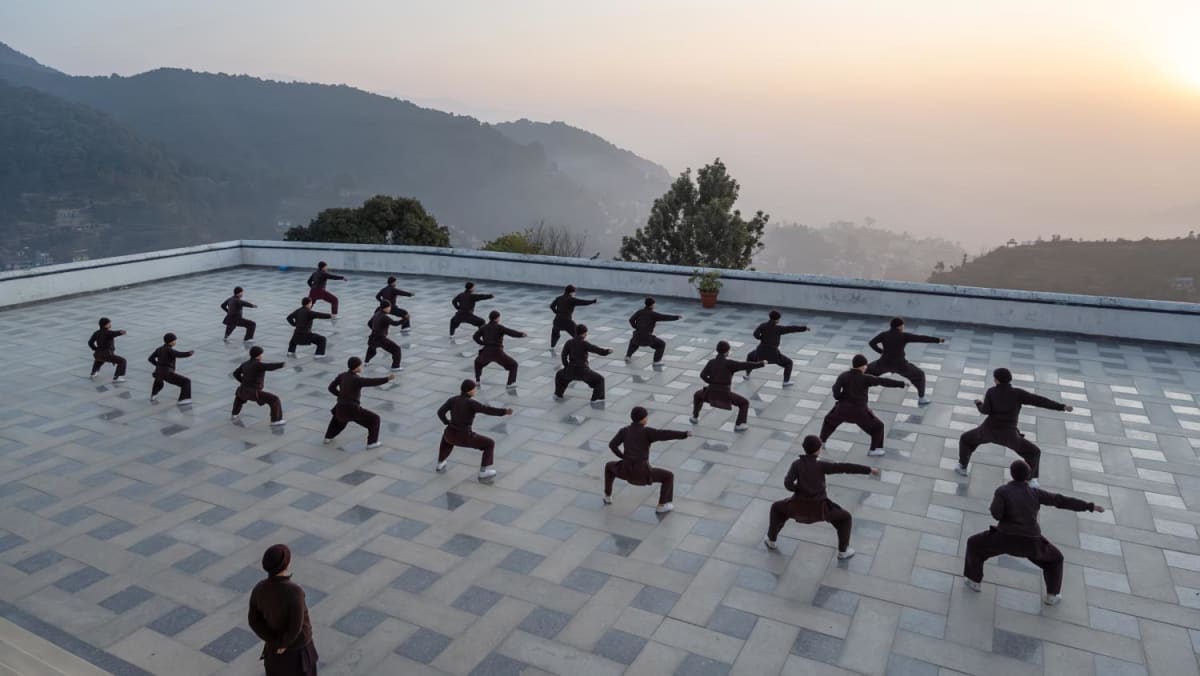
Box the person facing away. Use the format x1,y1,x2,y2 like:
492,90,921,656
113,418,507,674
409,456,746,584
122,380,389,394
745,309,808,385
605,406,691,514
375,276,414,331
221,286,257,343
866,317,944,405
365,301,405,371
549,284,597,349
963,460,1104,606
232,346,286,425
88,316,128,382
324,356,394,449
691,341,765,431
248,544,318,675
625,297,681,365
286,297,331,358
148,332,194,404
306,261,345,318
955,367,1073,485
473,310,526,389
764,435,881,559
554,323,612,403
436,379,513,480
819,354,906,457
449,281,494,336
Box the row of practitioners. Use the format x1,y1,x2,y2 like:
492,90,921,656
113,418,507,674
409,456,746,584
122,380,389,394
244,425,1106,675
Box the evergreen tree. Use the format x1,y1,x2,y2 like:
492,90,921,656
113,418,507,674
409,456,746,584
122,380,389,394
286,195,449,246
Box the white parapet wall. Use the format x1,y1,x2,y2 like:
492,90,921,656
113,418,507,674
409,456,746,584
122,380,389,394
240,240,1200,345
2,239,1197,345
0,242,243,306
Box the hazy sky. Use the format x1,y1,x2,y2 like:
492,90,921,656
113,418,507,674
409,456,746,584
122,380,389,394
4,0,1200,248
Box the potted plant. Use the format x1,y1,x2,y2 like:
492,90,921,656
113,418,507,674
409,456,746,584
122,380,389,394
689,269,723,308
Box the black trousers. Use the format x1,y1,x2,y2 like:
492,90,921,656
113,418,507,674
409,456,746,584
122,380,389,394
263,640,318,676
555,367,605,400
325,404,381,444
692,389,750,425
449,312,484,336
475,347,518,385
767,499,853,551
625,334,666,362
959,425,1042,478
964,527,1064,594
820,402,885,450
232,389,283,422
224,318,256,340
152,371,191,400
868,359,926,397
365,335,401,369
388,306,411,329
91,350,126,377
550,317,576,348
439,428,494,467
288,332,327,356
605,462,674,504
747,347,793,382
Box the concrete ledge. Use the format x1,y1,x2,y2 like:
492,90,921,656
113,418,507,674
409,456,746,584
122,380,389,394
2,239,1196,344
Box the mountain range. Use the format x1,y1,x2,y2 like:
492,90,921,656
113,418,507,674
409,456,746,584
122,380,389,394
0,41,671,265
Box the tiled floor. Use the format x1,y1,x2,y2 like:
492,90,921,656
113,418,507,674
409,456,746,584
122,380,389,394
1,267,1198,675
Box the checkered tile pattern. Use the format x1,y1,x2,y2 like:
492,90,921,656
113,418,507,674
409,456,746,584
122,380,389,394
0,266,1198,675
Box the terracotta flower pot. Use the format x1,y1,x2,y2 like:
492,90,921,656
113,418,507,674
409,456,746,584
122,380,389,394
699,291,718,308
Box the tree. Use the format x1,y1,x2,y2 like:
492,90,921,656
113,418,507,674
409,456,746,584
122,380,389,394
483,231,543,255
285,195,449,246
481,221,588,257
618,158,767,270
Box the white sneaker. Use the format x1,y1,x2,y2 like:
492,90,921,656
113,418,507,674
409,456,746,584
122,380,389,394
223,337,230,344
602,495,612,505
391,366,404,372
867,448,886,457
243,339,254,345
401,328,411,335
313,354,328,360
436,460,448,473
1028,478,1040,488
177,399,192,406
837,548,856,560
734,423,749,432
954,464,970,477
506,383,518,390
652,361,664,367
964,578,982,592
478,467,497,480
331,315,339,322
113,376,127,383
323,438,334,445
688,416,699,424
1044,593,1062,606
918,396,932,406
553,394,565,401
655,503,674,514
150,395,158,403
624,356,632,364
287,352,296,357
590,400,605,407
763,537,778,551
366,441,382,449
270,419,286,426
230,414,240,422
781,380,795,388
89,372,98,380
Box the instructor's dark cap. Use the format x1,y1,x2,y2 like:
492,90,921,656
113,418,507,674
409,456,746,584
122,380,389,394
461,379,477,394
98,317,110,327
994,367,1013,384
630,406,648,422
852,354,868,368
1009,459,1032,482
249,346,264,358
387,276,397,284
802,435,822,455
301,297,312,306
644,297,655,307
575,324,588,336
565,285,576,293
716,340,730,354
262,543,291,576
234,286,243,294
348,356,362,369
465,281,475,290
769,310,781,321
488,310,500,320
890,317,904,329
317,261,327,269
163,332,176,343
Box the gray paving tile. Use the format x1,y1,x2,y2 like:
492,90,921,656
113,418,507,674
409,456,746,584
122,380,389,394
236,519,280,540
498,549,545,575
468,653,529,676
674,653,732,676
897,607,946,639
53,565,107,592
791,627,843,664
992,628,1042,665
734,566,778,593
222,566,264,593
664,550,706,574
15,550,65,574
99,586,154,613
886,654,940,676
563,567,609,594
813,585,859,615
336,505,379,525
335,548,382,574
395,627,452,664
148,606,205,636
50,505,97,526
289,533,331,557
384,517,429,540
596,533,641,557
128,534,177,556
707,605,758,639
88,519,134,540
201,627,259,662
518,607,570,639
392,566,441,594
193,505,235,526
592,629,647,665
173,548,222,574
442,533,484,556
631,585,680,615
537,518,579,541
333,606,387,637
290,492,330,511
452,585,503,615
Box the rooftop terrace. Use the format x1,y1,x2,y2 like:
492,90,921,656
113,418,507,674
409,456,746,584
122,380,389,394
1,259,1199,675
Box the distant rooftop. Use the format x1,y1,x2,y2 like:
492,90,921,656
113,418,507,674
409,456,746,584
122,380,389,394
0,262,1199,675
